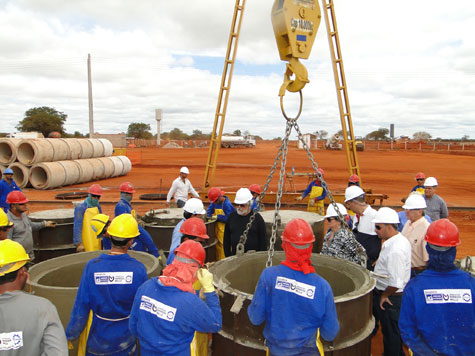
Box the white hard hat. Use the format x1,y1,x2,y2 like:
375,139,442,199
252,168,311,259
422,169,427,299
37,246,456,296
183,198,206,215
325,203,348,218
372,207,399,224
234,188,253,204
180,166,190,174
402,194,427,210
424,177,438,187
344,185,365,202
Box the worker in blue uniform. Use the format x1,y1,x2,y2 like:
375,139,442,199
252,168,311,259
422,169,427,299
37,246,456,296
206,187,235,260
296,168,327,215
168,198,206,265
399,219,475,356
73,184,103,252
167,217,209,265
66,214,148,356
410,172,425,194
248,218,339,356
249,184,262,211
0,168,22,212
129,239,222,356
111,182,159,257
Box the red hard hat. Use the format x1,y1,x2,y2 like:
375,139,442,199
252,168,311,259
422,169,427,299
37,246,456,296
415,172,425,180
174,239,206,267
119,182,135,194
281,218,315,245
179,217,209,240
249,184,261,195
349,174,360,183
88,184,103,196
317,168,324,178
425,219,460,247
6,191,28,204
207,187,221,203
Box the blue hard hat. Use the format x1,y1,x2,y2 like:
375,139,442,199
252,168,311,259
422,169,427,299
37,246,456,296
3,168,13,174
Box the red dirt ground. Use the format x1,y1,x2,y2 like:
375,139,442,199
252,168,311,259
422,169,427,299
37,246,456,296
21,141,474,356
25,141,475,259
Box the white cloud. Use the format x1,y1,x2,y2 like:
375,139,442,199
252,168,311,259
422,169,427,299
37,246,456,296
0,0,474,140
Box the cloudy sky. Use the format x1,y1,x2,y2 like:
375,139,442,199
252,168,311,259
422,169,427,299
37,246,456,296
0,0,474,140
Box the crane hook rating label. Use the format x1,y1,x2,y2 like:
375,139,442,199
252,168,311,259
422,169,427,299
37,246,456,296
272,0,321,94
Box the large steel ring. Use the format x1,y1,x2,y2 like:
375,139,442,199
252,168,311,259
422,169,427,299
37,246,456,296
280,90,303,121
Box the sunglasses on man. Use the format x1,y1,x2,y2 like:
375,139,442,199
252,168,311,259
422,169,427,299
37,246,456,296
0,225,13,232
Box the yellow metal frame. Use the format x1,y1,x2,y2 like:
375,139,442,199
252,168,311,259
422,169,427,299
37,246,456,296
321,0,362,184
203,0,246,188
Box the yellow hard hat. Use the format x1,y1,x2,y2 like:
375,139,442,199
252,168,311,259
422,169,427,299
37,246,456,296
90,213,110,237
106,213,139,239
0,210,13,228
0,240,31,276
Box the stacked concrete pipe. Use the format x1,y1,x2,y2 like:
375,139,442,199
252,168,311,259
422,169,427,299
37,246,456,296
29,156,132,189
8,162,31,188
0,138,22,165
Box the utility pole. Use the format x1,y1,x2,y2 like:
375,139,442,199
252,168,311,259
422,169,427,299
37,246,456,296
87,53,94,138
155,109,162,146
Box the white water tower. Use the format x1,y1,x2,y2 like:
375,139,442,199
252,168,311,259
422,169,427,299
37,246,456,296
155,109,162,146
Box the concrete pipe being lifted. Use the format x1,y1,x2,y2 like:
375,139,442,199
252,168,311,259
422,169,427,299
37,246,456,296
8,162,31,188
210,252,376,356
0,138,22,165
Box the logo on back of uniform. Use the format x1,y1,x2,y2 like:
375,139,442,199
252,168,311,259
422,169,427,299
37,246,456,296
140,296,177,322
424,289,472,304
0,331,23,351
275,276,316,299
94,272,134,285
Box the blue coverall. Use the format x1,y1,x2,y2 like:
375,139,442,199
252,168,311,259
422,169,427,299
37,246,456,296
129,277,222,356
167,218,185,265
66,253,148,356
111,198,159,257
74,200,102,245
399,268,475,355
206,196,235,223
248,264,339,356
0,178,21,212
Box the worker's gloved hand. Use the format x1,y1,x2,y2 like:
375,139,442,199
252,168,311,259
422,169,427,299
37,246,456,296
44,221,56,228
76,243,85,253
296,196,303,201
197,269,214,293
68,341,74,350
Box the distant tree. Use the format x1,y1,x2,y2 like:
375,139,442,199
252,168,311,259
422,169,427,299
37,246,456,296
16,106,67,137
127,122,153,139
412,131,432,141
461,134,470,141
365,128,389,141
233,129,242,136
243,130,251,137
169,127,188,140
72,131,86,138
272,137,282,141
314,130,328,139
254,135,263,140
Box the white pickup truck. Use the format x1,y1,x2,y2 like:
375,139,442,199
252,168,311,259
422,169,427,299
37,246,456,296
221,135,256,148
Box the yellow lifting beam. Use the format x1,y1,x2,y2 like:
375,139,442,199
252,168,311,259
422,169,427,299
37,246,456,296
321,0,362,184
203,0,247,188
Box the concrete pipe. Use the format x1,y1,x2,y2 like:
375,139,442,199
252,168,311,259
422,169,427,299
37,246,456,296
8,162,31,188
0,165,6,175
210,252,376,356
17,139,54,166
77,139,94,159
260,210,325,253
62,138,82,160
88,138,105,158
97,157,115,178
29,209,75,263
30,161,81,189
108,156,125,177
74,159,95,183
143,208,217,261
47,138,71,162
116,155,132,175
0,138,21,165
29,250,162,356
99,138,113,157
88,157,106,180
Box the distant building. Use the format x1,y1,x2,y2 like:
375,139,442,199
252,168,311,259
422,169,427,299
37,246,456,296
94,133,127,147
298,133,318,149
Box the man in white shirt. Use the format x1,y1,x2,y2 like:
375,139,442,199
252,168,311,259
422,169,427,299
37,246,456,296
372,207,411,356
401,194,430,277
166,167,200,208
